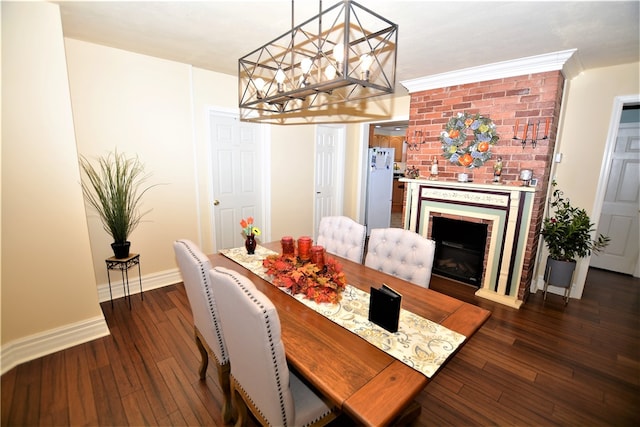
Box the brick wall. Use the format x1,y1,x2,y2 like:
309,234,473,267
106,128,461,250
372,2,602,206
406,71,565,302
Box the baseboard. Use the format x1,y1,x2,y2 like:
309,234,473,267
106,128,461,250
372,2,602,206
1,315,110,376
1,269,183,376
97,268,182,303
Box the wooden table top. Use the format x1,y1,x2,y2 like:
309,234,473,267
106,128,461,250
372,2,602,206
209,242,491,426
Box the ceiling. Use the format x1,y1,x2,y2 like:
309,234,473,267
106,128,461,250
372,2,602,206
56,0,639,98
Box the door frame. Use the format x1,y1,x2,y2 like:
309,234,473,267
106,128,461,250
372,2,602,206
313,124,346,236
356,115,409,224
590,94,640,277
205,106,271,251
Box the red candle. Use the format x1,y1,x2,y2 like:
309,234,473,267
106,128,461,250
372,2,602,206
545,118,550,136
297,236,312,261
514,119,519,138
532,122,538,140
281,236,295,257
522,122,529,140
310,245,325,269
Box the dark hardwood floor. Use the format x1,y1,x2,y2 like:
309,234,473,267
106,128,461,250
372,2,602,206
2,267,639,426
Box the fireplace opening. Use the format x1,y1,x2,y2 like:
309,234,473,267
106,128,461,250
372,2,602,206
431,217,488,287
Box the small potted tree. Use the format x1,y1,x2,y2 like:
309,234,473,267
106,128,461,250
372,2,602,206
80,150,156,258
540,181,609,293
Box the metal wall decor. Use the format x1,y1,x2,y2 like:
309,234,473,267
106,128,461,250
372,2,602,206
238,0,398,124
513,118,550,148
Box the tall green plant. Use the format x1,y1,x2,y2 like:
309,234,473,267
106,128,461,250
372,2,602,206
541,181,609,261
80,150,155,243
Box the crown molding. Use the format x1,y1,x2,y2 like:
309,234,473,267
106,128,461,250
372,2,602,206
401,49,580,94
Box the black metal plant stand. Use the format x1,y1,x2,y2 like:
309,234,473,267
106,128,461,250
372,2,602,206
105,253,143,309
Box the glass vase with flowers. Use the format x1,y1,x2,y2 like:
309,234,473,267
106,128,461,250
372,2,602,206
240,217,261,254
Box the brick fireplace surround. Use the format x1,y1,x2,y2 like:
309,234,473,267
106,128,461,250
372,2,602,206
400,52,574,307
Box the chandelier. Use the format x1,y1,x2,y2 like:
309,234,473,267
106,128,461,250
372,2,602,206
238,0,398,124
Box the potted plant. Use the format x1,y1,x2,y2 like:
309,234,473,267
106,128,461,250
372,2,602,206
80,150,156,258
540,181,609,289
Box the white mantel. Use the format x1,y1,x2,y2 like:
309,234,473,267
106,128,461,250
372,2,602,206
401,178,536,308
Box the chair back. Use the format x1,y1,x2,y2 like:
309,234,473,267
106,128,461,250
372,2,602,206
317,216,367,263
209,267,294,426
365,228,436,288
173,240,228,365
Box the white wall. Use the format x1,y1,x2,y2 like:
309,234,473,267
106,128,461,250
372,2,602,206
1,1,108,372
65,38,200,285
536,61,640,297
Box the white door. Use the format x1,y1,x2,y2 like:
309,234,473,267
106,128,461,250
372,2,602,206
314,125,345,236
210,111,265,250
590,122,640,275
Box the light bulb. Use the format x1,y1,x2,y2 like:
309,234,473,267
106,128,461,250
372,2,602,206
325,64,337,80
360,53,374,81
333,43,344,63
275,68,285,92
254,77,265,99
300,58,313,87
301,58,313,74
360,53,373,71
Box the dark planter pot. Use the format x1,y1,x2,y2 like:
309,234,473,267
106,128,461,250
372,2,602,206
544,257,576,288
245,234,256,255
111,241,131,259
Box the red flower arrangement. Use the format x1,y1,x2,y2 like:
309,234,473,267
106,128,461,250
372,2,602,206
262,254,346,304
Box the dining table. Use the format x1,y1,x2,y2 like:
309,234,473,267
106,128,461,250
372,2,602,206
209,241,491,426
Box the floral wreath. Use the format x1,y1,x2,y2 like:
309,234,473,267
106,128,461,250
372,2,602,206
439,112,499,168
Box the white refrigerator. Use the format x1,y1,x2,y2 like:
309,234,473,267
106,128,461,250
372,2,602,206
366,147,395,235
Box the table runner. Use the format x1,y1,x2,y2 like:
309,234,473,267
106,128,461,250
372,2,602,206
219,245,466,378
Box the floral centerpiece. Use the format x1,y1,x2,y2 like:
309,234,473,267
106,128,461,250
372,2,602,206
262,254,347,304
240,217,261,254
439,112,499,168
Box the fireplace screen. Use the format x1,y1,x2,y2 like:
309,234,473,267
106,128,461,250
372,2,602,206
431,217,488,286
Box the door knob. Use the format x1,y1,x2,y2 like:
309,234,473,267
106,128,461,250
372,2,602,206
213,199,220,206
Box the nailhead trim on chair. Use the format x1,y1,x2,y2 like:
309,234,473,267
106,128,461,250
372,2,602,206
176,240,228,364
216,268,289,426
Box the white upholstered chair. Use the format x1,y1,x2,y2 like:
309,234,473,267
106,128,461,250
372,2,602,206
364,228,436,288
209,266,338,427
317,215,367,263
173,240,232,423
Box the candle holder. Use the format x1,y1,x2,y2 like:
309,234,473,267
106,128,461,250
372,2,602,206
520,169,533,187
281,236,295,257
406,130,426,151
297,236,312,261
512,118,550,148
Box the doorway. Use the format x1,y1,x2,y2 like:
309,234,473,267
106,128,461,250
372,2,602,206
314,124,346,238
591,103,640,276
208,110,269,251
360,119,408,230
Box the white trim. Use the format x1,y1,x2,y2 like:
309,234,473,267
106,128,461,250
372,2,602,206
401,49,580,93
188,66,204,248
261,123,273,243
205,107,271,249
1,315,110,375
314,124,347,238
98,267,182,302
